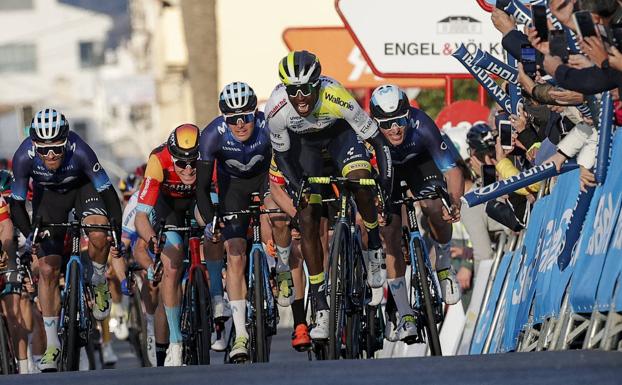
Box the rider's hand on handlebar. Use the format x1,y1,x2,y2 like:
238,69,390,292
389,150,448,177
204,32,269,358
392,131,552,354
148,235,164,255
441,200,462,223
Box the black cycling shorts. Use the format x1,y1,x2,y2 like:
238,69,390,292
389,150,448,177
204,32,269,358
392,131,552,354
217,171,269,241
389,152,446,216
32,182,107,256
292,119,372,195
152,195,195,229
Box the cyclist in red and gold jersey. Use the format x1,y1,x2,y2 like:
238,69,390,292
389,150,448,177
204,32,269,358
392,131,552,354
134,124,202,366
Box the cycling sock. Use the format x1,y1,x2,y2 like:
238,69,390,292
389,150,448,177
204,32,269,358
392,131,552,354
364,220,382,250
92,261,107,285
388,277,413,317
19,359,28,374
230,299,249,338
309,272,329,311
434,241,452,271
164,306,182,343
43,316,60,348
276,244,291,271
205,259,224,297
155,343,169,366
121,295,129,313
145,313,155,337
291,298,307,327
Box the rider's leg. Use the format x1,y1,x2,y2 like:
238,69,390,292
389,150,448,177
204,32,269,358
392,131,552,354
224,237,248,338
2,294,28,370
160,232,184,347
382,214,412,317
420,199,452,270
38,253,62,368
84,214,113,321
299,202,328,311
154,299,168,366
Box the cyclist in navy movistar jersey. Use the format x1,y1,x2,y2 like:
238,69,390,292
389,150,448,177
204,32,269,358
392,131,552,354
10,108,123,372
196,82,288,362
369,85,464,342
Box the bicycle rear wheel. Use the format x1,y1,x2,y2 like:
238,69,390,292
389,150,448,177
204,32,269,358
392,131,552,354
0,314,16,374
193,268,212,365
60,260,81,371
412,238,442,356
252,249,268,362
328,223,348,360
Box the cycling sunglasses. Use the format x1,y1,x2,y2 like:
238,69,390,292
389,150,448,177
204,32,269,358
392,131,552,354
173,158,197,169
34,140,67,157
375,112,409,130
286,80,320,98
224,112,254,125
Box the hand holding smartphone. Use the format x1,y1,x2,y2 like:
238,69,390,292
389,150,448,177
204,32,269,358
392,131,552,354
520,44,537,79
482,165,497,186
549,30,569,62
532,5,549,42
498,120,514,150
573,10,597,40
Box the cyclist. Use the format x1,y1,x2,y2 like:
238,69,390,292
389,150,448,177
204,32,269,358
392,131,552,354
196,81,280,362
369,85,464,341
9,108,123,372
134,123,204,366
266,50,393,340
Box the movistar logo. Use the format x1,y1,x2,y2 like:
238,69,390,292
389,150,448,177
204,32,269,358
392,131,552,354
324,93,354,111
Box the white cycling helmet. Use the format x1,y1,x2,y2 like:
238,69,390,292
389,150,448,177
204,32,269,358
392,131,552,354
29,108,69,144
370,85,410,119
219,82,257,114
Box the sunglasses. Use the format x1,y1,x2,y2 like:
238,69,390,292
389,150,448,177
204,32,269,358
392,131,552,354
224,112,255,125
34,140,66,157
375,112,409,130
173,158,197,169
285,80,320,98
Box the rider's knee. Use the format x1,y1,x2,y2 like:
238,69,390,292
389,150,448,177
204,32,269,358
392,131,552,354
38,260,60,281
87,230,107,249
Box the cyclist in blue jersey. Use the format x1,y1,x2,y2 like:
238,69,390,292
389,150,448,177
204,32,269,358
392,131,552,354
369,85,464,342
196,82,289,362
9,108,123,372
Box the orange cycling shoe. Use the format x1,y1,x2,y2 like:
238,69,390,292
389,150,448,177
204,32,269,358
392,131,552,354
291,324,312,351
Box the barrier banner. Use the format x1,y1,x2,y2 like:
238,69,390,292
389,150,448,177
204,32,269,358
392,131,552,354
491,250,522,353
595,91,614,184
452,45,512,114
469,251,514,354
472,50,518,84
506,54,522,114
499,0,530,25
462,161,579,207
569,131,622,312
506,197,551,350
557,187,595,271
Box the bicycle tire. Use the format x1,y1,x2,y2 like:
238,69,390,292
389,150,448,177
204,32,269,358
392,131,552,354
128,289,151,367
193,268,212,365
412,238,442,356
0,314,16,374
60,260,81,371
345,238,365,359
253,249,267,362
328,223,347,360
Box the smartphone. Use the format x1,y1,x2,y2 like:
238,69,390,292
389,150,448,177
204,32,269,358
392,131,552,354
499,119,514,150
520,44,537,78
573,10,597,40
482,165,497,187
549,30,569,63
532,5,549,42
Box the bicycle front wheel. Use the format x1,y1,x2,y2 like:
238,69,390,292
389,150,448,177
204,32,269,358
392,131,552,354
252,249,268,362
0,314,16,374
193,268,212,365
328,223,348,360
60,260,81,371
412,238,442,356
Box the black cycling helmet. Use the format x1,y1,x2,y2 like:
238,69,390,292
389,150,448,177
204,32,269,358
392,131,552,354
0,170,12,193
167,124,200,161
369,84,410,120
219,82,258,114
466,123,496,153
278,50,322,85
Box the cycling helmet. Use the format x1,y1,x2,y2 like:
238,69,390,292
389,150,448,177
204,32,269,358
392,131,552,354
219,82,257,114
118,173,138,195
369,85,410,119
29,108,69,144
0,170,12,193
466,123,496,153
167,124,200,160
278,50,322,85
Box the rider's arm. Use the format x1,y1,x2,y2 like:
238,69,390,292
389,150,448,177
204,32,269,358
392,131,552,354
135,154,163,243
9,144,33,236
196,125,219,223
366,132,393,197
268,113,302,196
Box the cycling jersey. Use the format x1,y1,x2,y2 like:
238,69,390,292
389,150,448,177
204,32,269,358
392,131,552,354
199,112,271,178
11,131,112,201
390,107,456,173
137,144,196,214
266,76,378,151
0,196,8,223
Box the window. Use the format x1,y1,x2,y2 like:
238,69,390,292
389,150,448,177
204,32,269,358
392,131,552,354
79,41,104,68
0,0,34,10
0,44,37,73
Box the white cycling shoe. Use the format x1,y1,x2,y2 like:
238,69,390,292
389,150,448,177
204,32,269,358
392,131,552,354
369,286,384,306
438,267,461,305
397,314,418,344
164,342,183,367
364,248,387,288
309,310,330,340
102,342,118,366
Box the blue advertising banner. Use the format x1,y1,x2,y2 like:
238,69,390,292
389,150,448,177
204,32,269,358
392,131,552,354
492,250,522,353
472,50,518,84
470,251,514,355
595,92,614,184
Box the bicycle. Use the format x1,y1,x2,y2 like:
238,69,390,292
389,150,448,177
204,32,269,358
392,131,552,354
0,266,18,374
393,182,452,356
299,176,378,360
222,193,281,363
32,217,119,371
125,261,151,367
